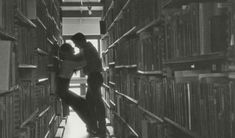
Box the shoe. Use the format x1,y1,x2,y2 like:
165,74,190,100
94,133,107,138
87,128,98,136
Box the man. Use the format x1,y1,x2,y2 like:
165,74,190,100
71,32,106,137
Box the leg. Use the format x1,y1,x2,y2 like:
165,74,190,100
56,77,90,125
87,73,106,136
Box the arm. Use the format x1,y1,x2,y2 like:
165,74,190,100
66,50,85,62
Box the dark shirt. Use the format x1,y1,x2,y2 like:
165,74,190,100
70,42,102,75
82,42,103,75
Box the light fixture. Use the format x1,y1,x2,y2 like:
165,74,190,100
88,6,92,15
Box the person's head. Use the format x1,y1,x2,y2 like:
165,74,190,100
59,43,74,60
71,32,86,48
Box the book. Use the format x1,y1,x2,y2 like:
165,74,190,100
0,41,12,92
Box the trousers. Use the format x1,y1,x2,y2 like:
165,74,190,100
56,77,90,125
56,73,106,133
86,72,106,133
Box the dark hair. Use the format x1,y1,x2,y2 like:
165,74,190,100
71,32,86,42
59,43,73,60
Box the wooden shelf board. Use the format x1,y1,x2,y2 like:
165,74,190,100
164,117,199,138
109,62,115,66
37,78,49,84
102,97,111,109
36,48,49,56
108,26,137,49
102,83,110,89
47,38,54,45
101,32,109,40
103,0,114,21
163,52,226,65
228,72,235,79
123,94,138,104
114,112,139,137
162,0,225,8
48,114,56,126
138,106,163,123
44,130,50,138
52,35,58,43
103,66,109,71
136,18,162,34
59,119,67,128
109,81,116,86
114,90,138,105
162,0,188,8
32,18,47,31
0,85,19,97
102,49,109,54
18,64,38,69
38,106,51,118
115,64,137,69
137,70,162,75
110,100,116,107
15,9,37,28
107,0,132,32
20,108,39,128
0,30,16,41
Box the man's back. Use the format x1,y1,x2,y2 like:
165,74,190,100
82,42,103,75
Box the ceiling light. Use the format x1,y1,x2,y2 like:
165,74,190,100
88,6,92,15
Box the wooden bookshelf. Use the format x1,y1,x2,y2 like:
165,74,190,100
102,0,114,21
37,78,49,84
110,100,116,107
47,38,54,45
109,81,116,86
0,85,19,97
38,106,51,118
136,18,162,34
138,106,163,123
115,64,137,69
114,112,139,138
18,64,38,69
107,0,132,32
102,97,111,109
137,70,163,75
108,26,137,49
101,32,109,40
44,130,51,138
114,90,138,105
32,18,47,31
162,0,227,8
15,9,37,28
163,52,227,65
20,108,39,128
48,114,56,126
102,83,110,89
102,49,109,54
164,117,199,138
0,30,16,40
36,48,49,56
109,62,115,66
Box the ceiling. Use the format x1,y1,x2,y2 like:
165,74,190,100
63,0,101,2
61,0,103,18
61,0,103,36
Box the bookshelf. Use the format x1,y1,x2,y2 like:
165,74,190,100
0,0,64,138
101,0,235,138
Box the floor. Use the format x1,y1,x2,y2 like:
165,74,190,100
63,87,90,138
63,111,90,138
62,85,114,138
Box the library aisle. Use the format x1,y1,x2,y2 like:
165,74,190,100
63,111,90,138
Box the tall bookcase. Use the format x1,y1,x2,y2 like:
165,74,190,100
101,0,235,138
0,0,65,138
